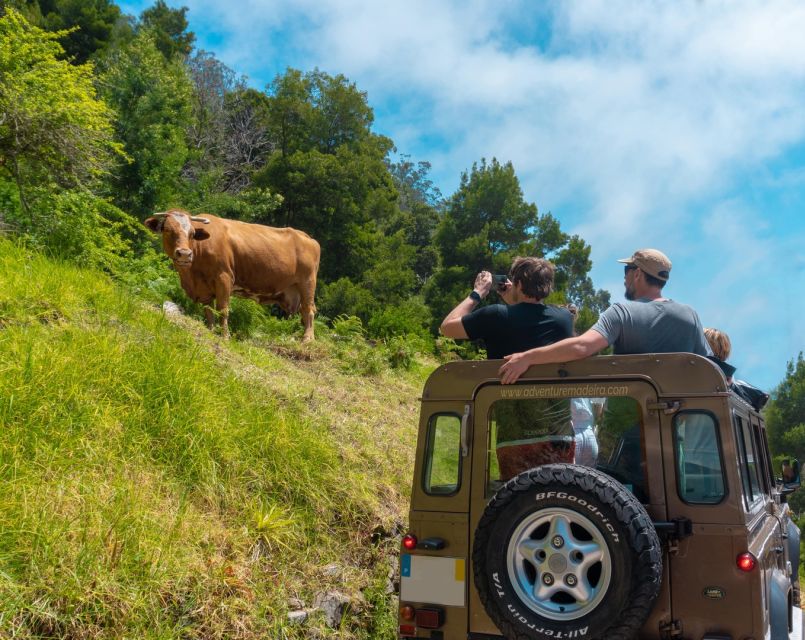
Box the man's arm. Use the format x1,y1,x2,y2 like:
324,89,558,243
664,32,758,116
440,271,494,339
498,329,609,384
440,296,476,338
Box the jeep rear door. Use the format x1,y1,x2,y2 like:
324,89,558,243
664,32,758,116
467,380,672,638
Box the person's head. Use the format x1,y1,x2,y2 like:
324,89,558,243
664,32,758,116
704,327,732,362
508,257,555,301
618,248,671,300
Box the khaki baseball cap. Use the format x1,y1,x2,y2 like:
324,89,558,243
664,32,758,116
617,248,672,281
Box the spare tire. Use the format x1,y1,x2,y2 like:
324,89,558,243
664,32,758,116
473,464,662,640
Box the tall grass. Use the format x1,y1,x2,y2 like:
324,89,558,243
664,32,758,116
0,239,427,638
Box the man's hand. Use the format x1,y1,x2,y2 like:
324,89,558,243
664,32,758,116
499,351,533,384
473,271,493,298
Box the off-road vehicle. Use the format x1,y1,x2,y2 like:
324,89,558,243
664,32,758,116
398,353,802,640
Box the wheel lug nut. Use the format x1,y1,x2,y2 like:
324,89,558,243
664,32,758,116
565,574,578,587
542,573,554,585
552,535,564,548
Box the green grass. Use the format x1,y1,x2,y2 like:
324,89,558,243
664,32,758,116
0,238,430,638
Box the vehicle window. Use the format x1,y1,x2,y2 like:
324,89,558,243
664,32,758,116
673,412,725,504
751,420,774,491
487,395,647,502
734,413,763,507
422,413,462,495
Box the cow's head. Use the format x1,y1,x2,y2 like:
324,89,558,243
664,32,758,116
143,210,211,268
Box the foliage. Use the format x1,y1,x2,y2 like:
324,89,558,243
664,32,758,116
367,297,432,340
425,158,608,330
8,187,152,275
0,9,122,212
138,0,194,60
254,69,398,282
331,313,366,338
38,0,122,63
766,353,805,512
99,30,193,217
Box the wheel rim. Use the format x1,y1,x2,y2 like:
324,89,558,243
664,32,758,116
506,506,612,621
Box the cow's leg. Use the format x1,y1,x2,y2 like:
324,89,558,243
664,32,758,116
214,276,233,339
298,278,317,342
203,303,216,330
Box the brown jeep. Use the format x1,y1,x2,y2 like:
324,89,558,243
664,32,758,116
398,354,803,640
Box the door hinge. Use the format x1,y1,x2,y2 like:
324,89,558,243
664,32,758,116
660,619,683,638
647,400,684,415
653,517,693,556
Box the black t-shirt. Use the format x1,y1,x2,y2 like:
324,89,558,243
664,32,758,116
461,303,573,360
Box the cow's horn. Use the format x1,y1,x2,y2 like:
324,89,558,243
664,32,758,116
151,211,170,218
190,216,211,224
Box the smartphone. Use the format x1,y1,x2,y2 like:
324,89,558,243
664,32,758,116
493,274,509,289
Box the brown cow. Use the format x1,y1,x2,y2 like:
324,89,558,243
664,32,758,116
144,209,320,341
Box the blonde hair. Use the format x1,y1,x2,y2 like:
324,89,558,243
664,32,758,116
704,328,732,361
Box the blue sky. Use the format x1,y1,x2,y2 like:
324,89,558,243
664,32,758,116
121,0,805,390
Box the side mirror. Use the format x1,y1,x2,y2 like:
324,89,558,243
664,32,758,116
780,458,801,496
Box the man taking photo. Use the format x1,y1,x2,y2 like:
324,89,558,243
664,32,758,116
440,257,573,359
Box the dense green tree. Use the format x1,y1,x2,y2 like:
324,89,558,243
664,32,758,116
41,0,121,63
425,158,607,331
1,0,125,63
255,69,398,282
767,353,805,458
99,31,192,216
0,8,120,214
138,0,194,60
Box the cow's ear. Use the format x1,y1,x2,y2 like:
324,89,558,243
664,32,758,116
144,217,163,232
193,228,211,241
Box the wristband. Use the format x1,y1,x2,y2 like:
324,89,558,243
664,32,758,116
469,290,482,302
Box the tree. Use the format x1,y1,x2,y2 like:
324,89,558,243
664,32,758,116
254,68,398,282
138,0,194,60
41,0,122,63
99,31,192,217
221,88,273,193
765,353,805,513
386,155,442,284
0,8,121,214
425,158,607,330
767,353,805,460
183,51,242,187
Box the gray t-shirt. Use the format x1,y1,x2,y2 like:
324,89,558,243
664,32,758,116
591,298,713,356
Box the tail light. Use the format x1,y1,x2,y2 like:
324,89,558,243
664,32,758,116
415,607,445,629
402,533,418,550
736,552,756,572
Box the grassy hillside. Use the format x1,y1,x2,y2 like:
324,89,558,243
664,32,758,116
0,238,431,639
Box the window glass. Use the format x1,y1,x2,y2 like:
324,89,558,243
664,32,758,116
423,414,462,495
751,421,774,491
487,395,647,502
673,412,725,504
734,414,762,507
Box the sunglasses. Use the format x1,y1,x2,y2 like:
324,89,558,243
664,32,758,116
624,264,638,275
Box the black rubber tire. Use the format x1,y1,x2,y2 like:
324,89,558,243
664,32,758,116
473,463,662,640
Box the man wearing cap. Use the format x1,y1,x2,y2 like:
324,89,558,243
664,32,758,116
498,248,712,384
